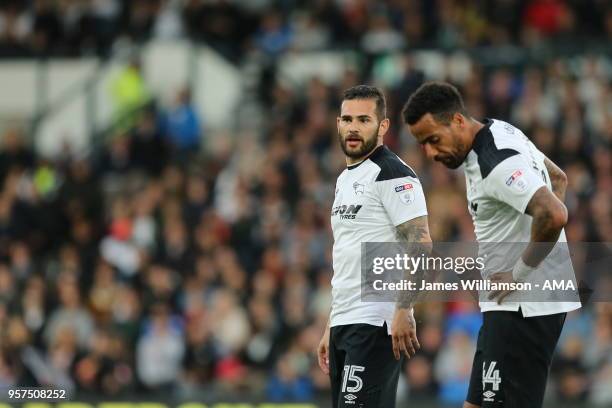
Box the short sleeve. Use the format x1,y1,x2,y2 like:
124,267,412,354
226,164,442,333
484,154,546,214
376,177,428,226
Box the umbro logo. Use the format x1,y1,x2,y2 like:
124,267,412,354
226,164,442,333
344,394,357,404
483,390,496,402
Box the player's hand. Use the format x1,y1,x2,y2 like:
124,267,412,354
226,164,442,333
317,325,331,375
488,271,515,304
391,308,420,360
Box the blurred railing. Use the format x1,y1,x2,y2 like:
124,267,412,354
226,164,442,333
0,41,243,157
0,40,608,157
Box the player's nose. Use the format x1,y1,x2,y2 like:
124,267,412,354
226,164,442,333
347,122,360,133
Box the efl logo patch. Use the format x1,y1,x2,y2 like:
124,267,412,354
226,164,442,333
400,191,415,205
505,170,522,186
505,170,528,192
394,183,413,192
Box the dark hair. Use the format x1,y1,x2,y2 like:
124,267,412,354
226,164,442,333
402,82,467,125
342,85,387,120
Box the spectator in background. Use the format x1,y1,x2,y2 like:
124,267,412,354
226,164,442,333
403,354,438,401
153,0,184,40
87,0,121,56
267,352,313,402
0,2,31,57
0,128,34,183
434,325,477,405
136,303,184,392
209,288,250,356
291,10,331,51
20,275,46,335
360,12,405,55
110,59,151,130
162,88,202,159
254,12,293,57
0,263,15,307
130,109,169,176
126,0,159,43
43,274,94,349
30,0,62,56
523,0,572,37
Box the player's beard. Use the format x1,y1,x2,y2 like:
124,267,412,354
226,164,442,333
438,141,469,169
338,128,379,160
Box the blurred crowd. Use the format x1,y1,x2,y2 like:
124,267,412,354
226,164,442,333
0,0,611,407
0,0,611,59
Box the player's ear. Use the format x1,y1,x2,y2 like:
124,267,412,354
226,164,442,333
378,118,390,136
453,112,465,127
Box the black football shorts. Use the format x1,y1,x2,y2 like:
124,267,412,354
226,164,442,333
466,309,566,408
329,322,401,408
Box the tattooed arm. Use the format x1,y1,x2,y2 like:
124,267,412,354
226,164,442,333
490,186,568,303
522,186,568,267
390,215,432,360
394,215,433,309
544,157,568,202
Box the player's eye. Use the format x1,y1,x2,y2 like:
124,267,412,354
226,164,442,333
429,137,439,144
360,118,370,123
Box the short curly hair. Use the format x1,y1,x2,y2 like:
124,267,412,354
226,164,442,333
402,82,467,125
342,85,387,120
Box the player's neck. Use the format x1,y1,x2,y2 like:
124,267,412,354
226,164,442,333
346,143,383,166
466,119,485,150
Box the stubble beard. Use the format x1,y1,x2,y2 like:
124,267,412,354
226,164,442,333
339,130,379,160
440,141,469,169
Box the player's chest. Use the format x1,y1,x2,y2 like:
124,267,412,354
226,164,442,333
330,178,384,230
465,172,498,221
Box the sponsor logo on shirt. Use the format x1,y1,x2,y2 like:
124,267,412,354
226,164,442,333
394,183,413,192
395,183,415,204
505,170,528,192
505,170,522,186
331,204,362,219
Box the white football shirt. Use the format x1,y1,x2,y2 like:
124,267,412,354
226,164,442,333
330,145,428,331
463,119,581,316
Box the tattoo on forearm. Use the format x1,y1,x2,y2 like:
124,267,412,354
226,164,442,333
525,188,564,242
394,216,432,309
523,187,566,267
544,158,567,202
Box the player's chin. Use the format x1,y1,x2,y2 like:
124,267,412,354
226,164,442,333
344,145,365,157
438,157,462,169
